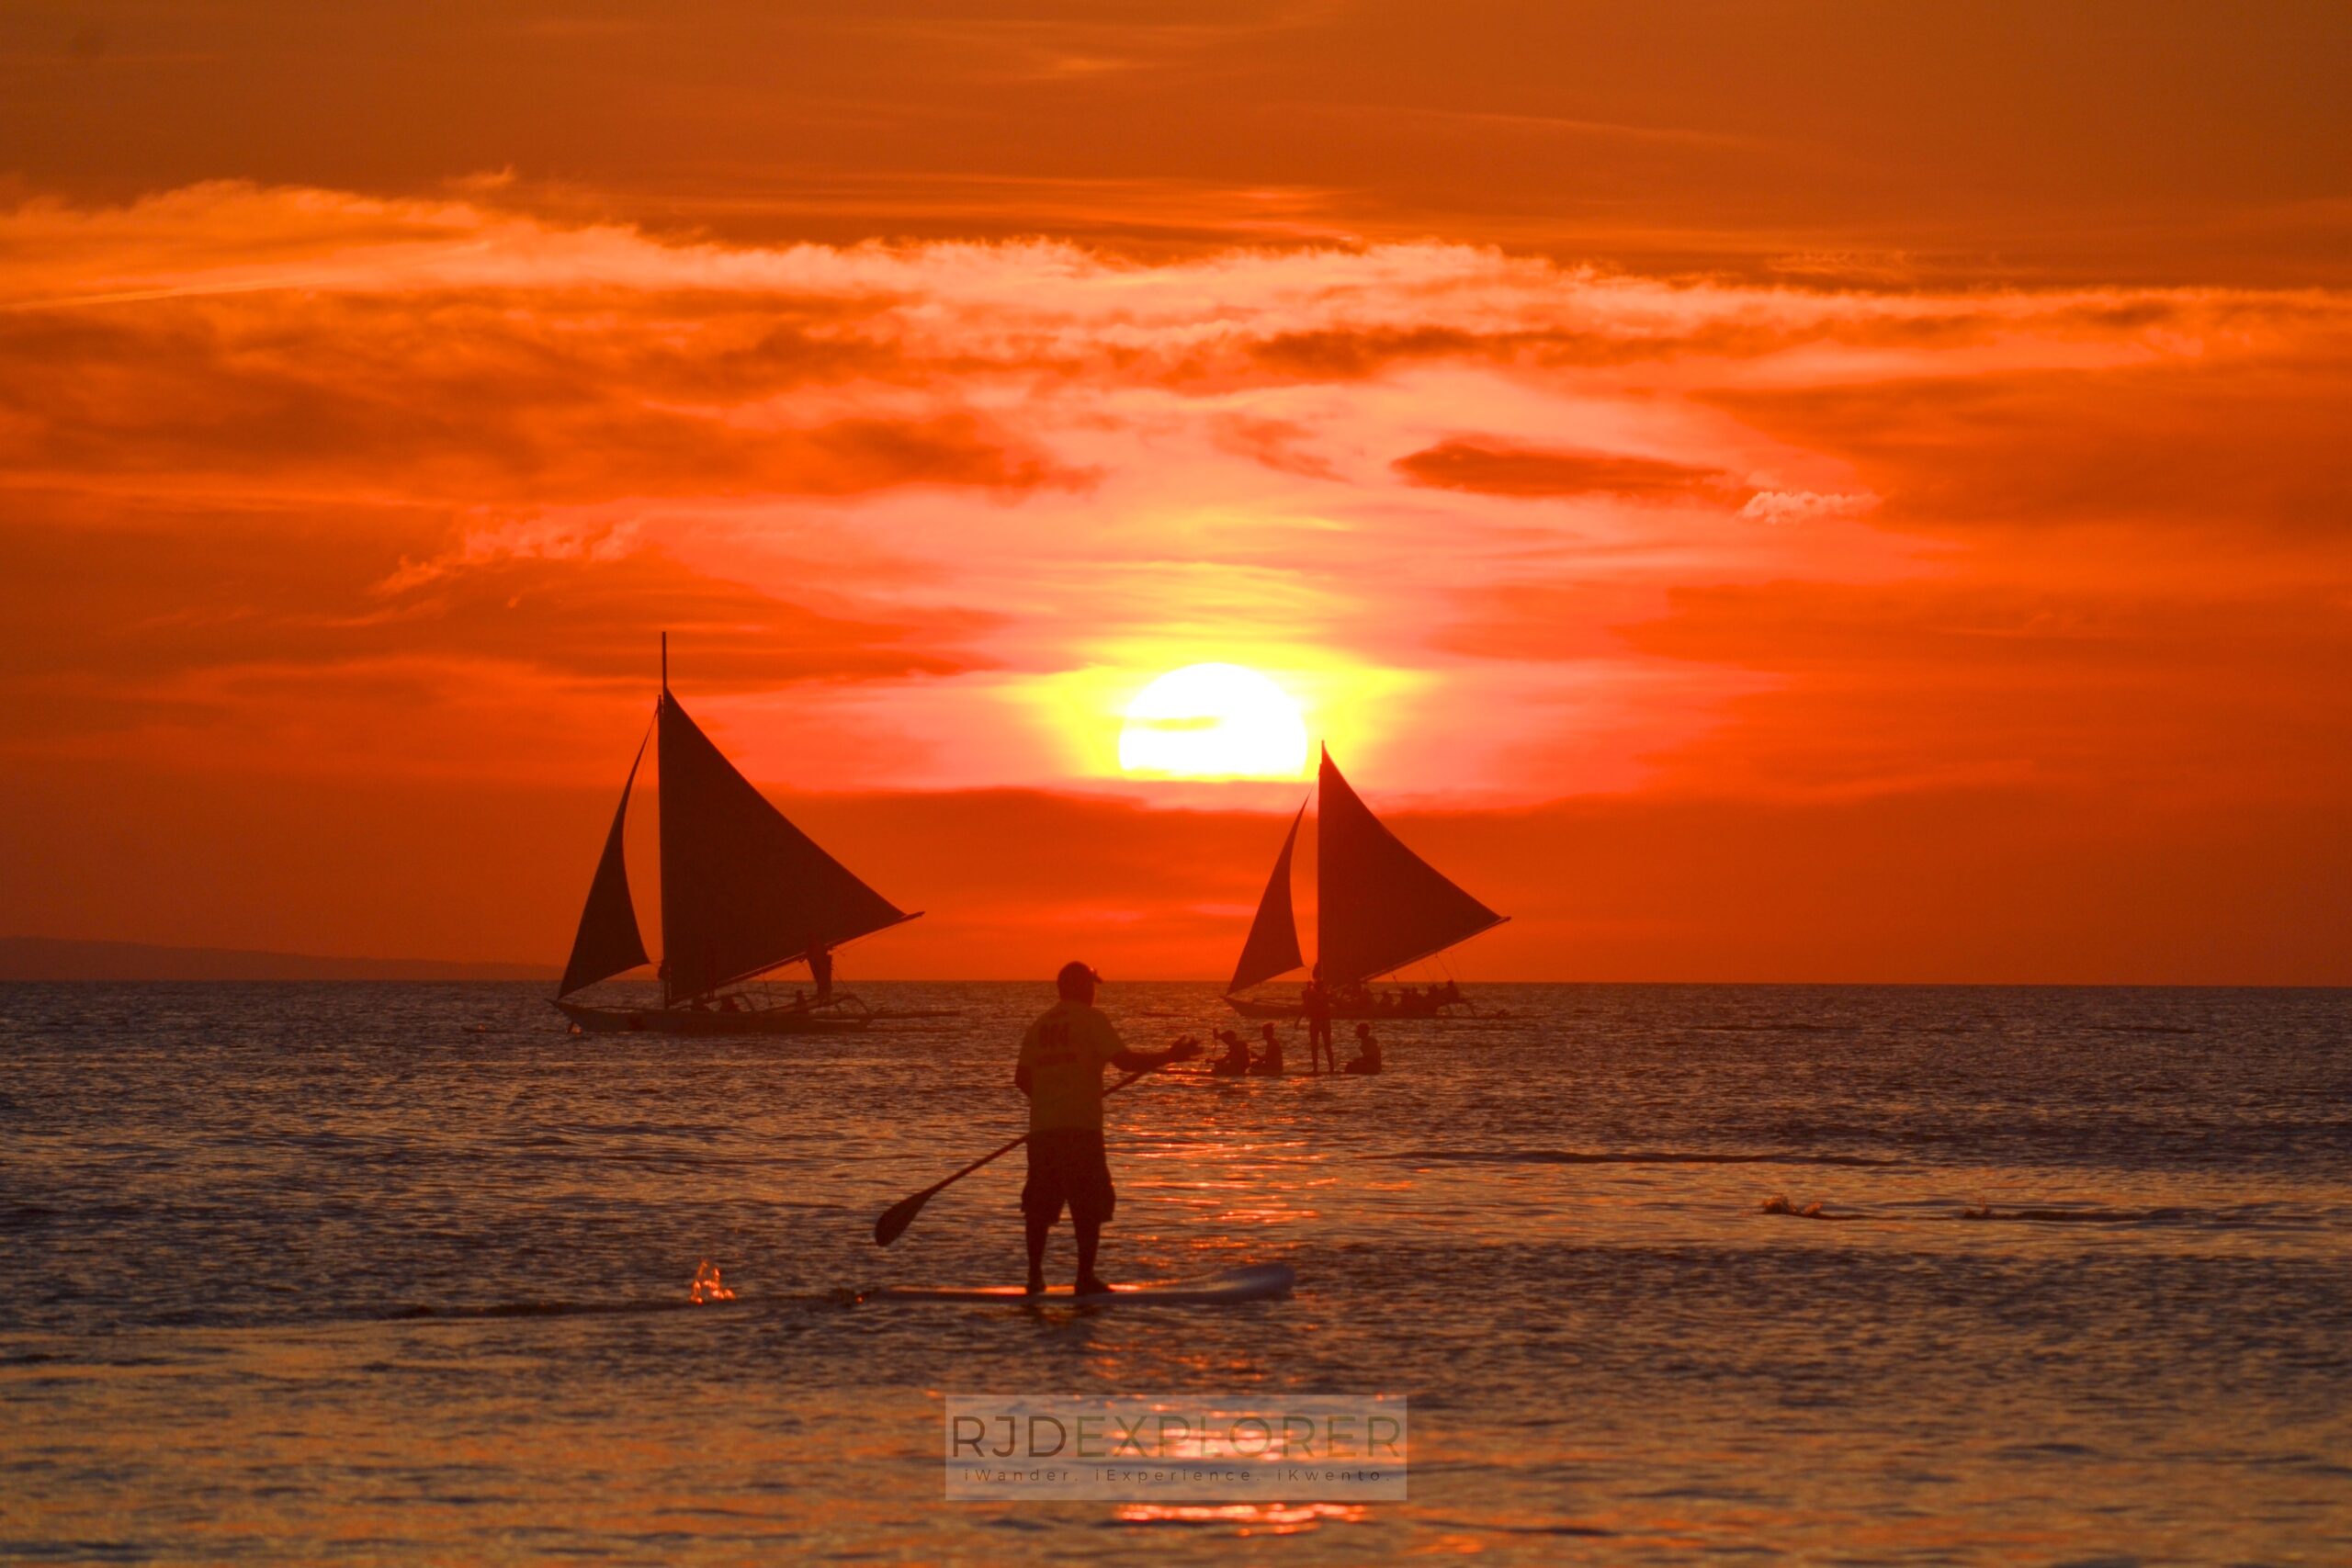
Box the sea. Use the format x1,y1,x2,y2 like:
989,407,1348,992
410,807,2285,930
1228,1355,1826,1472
3,982,2347,1564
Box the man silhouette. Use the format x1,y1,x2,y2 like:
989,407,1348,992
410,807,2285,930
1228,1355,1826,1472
1250,1021,1285,1077
1211,1028,1251,1076
1302,965,1334,1074
1013,962,1199,1295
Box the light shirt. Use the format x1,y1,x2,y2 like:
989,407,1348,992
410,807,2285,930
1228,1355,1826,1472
1017,999,1125,1131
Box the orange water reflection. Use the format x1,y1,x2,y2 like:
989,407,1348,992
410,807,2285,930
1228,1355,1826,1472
688,1260,736,1303
1114,1501,1369,1537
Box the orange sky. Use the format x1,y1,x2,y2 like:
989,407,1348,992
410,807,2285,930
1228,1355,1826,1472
3,3,2348,981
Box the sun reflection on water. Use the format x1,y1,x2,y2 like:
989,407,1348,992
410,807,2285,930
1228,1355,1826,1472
1114,1501,1369,1536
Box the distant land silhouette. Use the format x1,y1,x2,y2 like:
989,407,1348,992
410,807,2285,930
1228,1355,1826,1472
0,937,558,983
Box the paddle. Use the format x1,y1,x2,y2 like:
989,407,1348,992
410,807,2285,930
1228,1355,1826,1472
872,1066,1157,1247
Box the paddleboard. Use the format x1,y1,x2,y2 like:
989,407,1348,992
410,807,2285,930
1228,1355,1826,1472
865,1262,1295,1305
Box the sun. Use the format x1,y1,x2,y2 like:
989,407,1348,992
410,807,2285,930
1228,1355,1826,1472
1118,663,1309,779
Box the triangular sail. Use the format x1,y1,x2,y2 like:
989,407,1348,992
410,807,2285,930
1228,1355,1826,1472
1227,800,1307,995
657,692,914,1002
558,727,651,997
1316,747,1505,988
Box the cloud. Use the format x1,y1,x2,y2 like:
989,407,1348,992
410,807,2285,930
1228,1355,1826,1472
1395,438,1730,501
0,492,995,770
0,301,1078,504
1619,578,2352,805
1207,414,1342,479
2,178,2347,829
1739,490,1878,524
13,6,2352,284
1707,358,2352,537
1433,581,1678,663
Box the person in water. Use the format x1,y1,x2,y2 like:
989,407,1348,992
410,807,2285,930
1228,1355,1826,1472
1302,967,1333,1073
1211,1028,1251,1077
1249,1021,1285,1077
1014,961,1200,1296
1345,1021,1383,1075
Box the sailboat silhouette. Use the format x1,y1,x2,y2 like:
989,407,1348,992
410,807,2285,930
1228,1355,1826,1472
552,637,921,1034
1224,746,1505,1021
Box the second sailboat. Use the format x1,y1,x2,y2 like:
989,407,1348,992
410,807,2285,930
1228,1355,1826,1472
1225,746,1506,1021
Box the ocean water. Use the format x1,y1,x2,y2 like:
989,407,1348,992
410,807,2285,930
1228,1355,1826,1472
2,981,2347,1564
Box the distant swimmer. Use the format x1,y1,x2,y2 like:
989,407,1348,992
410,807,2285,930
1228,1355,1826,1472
1249,1021,1285,1077
1344,1021,1383,1076
1210,1028,1251,1077
1014,962,1200,1296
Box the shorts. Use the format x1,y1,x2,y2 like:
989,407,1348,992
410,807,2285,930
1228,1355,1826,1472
1022,1127,1115,1225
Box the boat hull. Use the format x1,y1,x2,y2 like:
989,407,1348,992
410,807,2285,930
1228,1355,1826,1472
555,999,871,1035
1226,994,1475,1021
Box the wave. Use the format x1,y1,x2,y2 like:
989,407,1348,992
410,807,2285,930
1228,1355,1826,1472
382,1291,839,1323
1753,1199,2327,1227
379,1276,890,1323
1688,1021,1863,1033
1388,1148,1901,1168
1956,1204,2196,1224
385,1297,705,1322
1411,1518,1616,1538
1762,1197,2210,1225
1952,1201,2338,1227
1758,1195,1860,1220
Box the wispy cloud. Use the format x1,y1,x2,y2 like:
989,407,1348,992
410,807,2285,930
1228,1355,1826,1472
1,181,2345,827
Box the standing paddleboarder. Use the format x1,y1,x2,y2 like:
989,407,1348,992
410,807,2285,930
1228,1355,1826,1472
1014,962,1199,1296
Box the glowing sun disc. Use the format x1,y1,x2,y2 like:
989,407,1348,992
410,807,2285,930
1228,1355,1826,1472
1118,663,1308,779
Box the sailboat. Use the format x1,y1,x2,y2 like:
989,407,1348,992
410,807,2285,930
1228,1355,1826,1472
552,637,921,1034
1225,746,1505,1021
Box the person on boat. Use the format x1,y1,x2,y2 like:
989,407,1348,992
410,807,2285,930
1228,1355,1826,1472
809,945,834,1005
1345,1021,1383,1075
1439,978,1463,1007
1210,1028,1251,1077
1014,961,1200,1297
1249,1021,1285,1077
1302,967,1333,1072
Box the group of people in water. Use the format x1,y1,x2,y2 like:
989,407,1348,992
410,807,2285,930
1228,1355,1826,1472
1308,976,1465,1019
1179,1019,1383,1077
